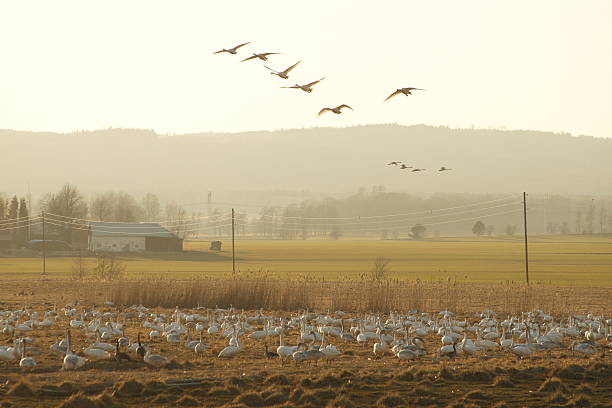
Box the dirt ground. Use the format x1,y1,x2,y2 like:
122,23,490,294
1,281,611,408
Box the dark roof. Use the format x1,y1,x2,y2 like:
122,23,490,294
89,222,175,238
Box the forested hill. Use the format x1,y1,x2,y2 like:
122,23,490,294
1,124,611,197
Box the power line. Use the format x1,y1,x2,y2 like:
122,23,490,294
231,208,525,233
255,195,520,220
245,201,521,227
42,219,234,235
0,221,43,232
43,214,233,230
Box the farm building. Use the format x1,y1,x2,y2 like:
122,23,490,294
89,221,183,252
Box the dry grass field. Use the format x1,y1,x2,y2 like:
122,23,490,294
0,299,611,408
1,235,612,285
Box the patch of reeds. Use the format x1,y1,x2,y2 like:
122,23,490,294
99,271,605,314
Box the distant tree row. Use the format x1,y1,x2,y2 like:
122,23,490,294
3,184,611,241
0,195,29,245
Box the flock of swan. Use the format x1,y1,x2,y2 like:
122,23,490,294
213,41,423,117
1,305,610,371
213,41,453,172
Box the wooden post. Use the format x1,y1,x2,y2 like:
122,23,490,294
42,211,47,276
523,192,529,284
231,208,236,274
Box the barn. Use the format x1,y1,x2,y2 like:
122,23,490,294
89,222,183,252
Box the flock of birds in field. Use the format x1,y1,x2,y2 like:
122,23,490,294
213,41,452,173
1,304,611,371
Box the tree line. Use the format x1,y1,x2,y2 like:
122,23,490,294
2,183,611,244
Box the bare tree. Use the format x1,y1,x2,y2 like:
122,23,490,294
367,257,391,282
90,192,115,221
505,224,517,236
585,201,595,234
575,211,583,234
142,193,160,221
42,183,88,219
113,192,142,222
165,201,188,237
92,254,124,281
71,250,89,280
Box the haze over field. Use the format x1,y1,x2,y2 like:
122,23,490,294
1,125,611,200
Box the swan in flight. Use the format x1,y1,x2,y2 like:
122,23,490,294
264,61,301,79
438,167,452,172
241,52,280,62
281,78,325,93
411,168,426,172
384,87,424,101
400,164,413,169
213,42,250,55
387,161,402,166
318,104,353,117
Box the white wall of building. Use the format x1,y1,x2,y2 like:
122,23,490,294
91,236,145,252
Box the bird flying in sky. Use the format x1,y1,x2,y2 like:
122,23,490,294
384,87,425,101
213,42,250,55
317,104,353,117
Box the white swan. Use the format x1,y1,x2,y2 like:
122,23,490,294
63,330,88,370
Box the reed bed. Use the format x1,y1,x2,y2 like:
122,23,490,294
102,273,611,315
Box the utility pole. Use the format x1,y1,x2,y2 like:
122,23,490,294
27,183,31,241
523,192,529,284
42,211,47,276
231,208,236,274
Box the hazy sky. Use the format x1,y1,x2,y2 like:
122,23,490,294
1,1,611,138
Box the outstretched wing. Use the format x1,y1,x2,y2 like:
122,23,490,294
261,52,280,57
213,49,227,55
231,41,250,51
337,104,353,111
264,65,279,73
317,108,331,117
306,77,325,87
384,90,401,101
284,60,301,74
402,87,425,91
280,85,299,89
241,55,258,62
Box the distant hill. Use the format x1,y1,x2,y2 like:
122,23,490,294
1,124,611,199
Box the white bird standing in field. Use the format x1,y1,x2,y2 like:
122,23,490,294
264,60,301,79
277,331,300,364
317,104,353,117
194,332,206,355
63,330,88,370
508,331,535,358
218,338,241,358
373,332,389,358
281,77,325,93
144,349,171,367
18,339,36,371
0,345,17,363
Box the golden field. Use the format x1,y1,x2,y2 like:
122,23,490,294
1,235,611,286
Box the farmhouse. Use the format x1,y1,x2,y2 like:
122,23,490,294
89,221,183,252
